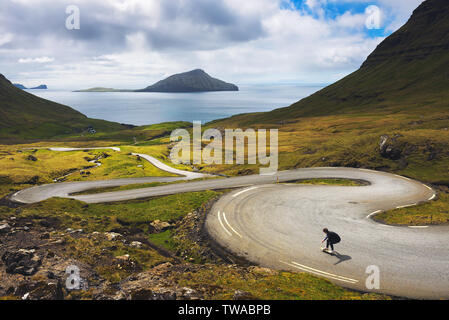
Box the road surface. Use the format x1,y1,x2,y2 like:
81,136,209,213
206,169,447,299
9,148,447,299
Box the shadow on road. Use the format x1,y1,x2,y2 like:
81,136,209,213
332,251,352,265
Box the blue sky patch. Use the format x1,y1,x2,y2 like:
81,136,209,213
282,0,391,38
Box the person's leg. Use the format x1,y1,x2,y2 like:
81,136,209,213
330,242,334,251
326,239,331,249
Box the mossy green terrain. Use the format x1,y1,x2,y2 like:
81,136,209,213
58,121,191,144
0,191,219,232
202,113,449,185
64,150,176,182
63,234,170,284
171,265,389,300
0,141,197,199
375,187,449,225
148,230,177,252
0,147,94,184
290,178,366,186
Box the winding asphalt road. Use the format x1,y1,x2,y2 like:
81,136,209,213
10,148,447,299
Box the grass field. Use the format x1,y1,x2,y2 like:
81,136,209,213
171,265,389,300
0,191,220,232
375,187,449,225
204,113,449,184
290,178,367,186
0,142,184,197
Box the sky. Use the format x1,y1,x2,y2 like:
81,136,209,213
0,0,424,89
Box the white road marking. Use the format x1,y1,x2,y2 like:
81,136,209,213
217,211,232,237
291,262,358,283
429,194,436,201
222,212,243,238
280,260,358,284
424,185,433,191
409,226,429,229
233,186,258,198
396,203,417,209
394,174,411,181
367,210,382,219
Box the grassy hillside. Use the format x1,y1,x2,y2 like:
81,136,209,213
0,74,127,140
213,0,448,126
206,0,449,181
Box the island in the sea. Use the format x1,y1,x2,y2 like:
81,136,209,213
13,83,27,89
13,84,48,90
30,84,48,90
75,69,239,93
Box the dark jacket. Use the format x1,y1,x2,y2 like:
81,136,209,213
326,231,341,243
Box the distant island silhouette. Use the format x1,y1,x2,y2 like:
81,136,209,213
75,69,239,93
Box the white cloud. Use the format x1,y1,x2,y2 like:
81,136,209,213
0,33,14,46
334,11,367,29
18,56,55,64
0,0,424,89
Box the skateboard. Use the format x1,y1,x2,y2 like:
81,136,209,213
320,247,334,255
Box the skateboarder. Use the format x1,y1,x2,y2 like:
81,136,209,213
321,228,341,253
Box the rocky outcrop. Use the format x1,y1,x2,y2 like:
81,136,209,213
136,69,239,93
26,155,38,162
379,135,403,160
0,223,11,234
150,220,173,233
2,249,42,276
94,262,203,300
18,281,64,300
233,290,257,300
104,232,124,241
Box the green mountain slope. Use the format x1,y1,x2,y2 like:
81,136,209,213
0,74,126,140
137,69,239,93
227,0,448,125
206,0,449,188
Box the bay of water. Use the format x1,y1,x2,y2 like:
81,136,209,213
26,84,324,126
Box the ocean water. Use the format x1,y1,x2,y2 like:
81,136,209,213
26,84,324,126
